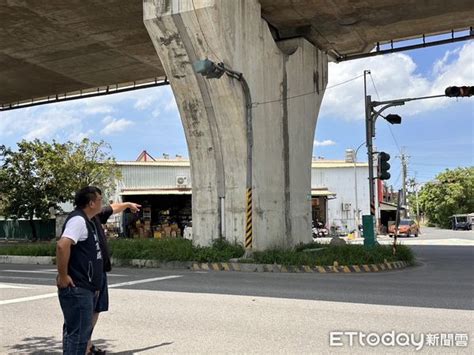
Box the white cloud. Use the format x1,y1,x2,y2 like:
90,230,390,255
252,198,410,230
432,48,460,77
152,107,161,118
164,96,178,112
314,139,336,147
83,105,114,115
100,117,133,135
0,106,82,141
321,41,474,120
71,130,94,142
134,96,155,110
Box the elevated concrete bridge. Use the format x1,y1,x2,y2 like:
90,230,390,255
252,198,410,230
1,0,473,250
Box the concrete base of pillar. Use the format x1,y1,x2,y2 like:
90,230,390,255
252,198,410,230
144,0,327,250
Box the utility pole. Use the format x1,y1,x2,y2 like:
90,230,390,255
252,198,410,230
350,142,365,236
397,150,410,217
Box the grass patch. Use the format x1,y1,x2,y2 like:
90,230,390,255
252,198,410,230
0,238,414,266
0,242,56,256
109,238,195,261
254,243,414,266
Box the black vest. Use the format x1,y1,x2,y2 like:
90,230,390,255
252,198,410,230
94,206,113,272
62,209,104,291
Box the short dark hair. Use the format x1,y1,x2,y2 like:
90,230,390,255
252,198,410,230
74,186,102,209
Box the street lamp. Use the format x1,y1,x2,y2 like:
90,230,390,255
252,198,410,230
194,59,254,251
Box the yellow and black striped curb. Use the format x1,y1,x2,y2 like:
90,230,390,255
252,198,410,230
191,260,408,273
0,256,408,272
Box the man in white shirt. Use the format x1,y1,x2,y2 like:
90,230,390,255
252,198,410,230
56,186,105,354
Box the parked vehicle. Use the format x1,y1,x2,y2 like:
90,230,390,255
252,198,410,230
450,214,472,230
183,221,193,240
388,219,419,237
312,220,329,240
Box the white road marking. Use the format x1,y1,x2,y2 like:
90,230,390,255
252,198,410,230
109,275,182,288
0,292,57,305
0,275,53,281
2,270,57,274
1,269,128,277
0,275,183,305
0,283,31,289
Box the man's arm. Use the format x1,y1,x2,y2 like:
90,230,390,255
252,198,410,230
56,237,75,288
110,202,141,214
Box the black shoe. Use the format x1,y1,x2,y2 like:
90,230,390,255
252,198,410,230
89,345,106,355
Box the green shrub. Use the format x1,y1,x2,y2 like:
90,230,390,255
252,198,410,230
0,238,413,266
194,238,244,262
109,238,194,261
0,242,56,256
253,244,414,266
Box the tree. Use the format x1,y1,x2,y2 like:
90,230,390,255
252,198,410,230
0,139,120,240
417,167,474,228
62,138,121,199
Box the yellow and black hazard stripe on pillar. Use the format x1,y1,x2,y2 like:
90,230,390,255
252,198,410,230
370,202,375,216
245,188,252,249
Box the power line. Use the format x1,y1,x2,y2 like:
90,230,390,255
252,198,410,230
392,170,401,187
387,125,402,155
369,72,402,155
252,74,364,107
191,0,223,63
369,73,381,100
410,162,464,167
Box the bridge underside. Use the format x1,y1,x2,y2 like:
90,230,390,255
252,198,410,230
1,0,473,105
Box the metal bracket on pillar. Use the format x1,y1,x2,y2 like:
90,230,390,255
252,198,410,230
194,59,254,250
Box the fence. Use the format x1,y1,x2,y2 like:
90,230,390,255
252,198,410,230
0,219,56,241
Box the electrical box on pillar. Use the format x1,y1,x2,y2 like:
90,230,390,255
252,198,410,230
193,59,225,79
445,86,474,97
378,152,391,180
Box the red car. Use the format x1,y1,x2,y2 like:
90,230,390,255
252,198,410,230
388,219,420,237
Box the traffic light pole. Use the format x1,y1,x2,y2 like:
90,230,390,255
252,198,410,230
362,78,465,243
364,71,376,216
365,92,446,212
365,96,405,217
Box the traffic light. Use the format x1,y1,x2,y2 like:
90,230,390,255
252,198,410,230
445,86,473,97
193,59,225,79
378,152,391,180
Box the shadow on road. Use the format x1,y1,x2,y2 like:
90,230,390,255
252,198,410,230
5,337,173,354
114,342,174,354
5,336,62,354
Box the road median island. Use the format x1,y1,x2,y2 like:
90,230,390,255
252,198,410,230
0,238,414,273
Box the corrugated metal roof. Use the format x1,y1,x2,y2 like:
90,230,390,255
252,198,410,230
121,188,192,195
118,159,368,168
311,188,336,197
311,160,369,168
117,160,190,167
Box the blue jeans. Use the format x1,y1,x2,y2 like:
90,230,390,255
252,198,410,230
58,286,95,354
94,273,109,313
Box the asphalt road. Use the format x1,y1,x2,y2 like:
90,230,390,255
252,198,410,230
1,230,473,353
0,245,472,310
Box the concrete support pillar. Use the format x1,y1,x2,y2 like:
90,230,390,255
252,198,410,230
144,0,328,250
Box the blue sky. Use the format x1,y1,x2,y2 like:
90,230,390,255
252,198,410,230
0,41,473,190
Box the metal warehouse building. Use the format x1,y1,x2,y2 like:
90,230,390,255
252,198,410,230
111,151,371,238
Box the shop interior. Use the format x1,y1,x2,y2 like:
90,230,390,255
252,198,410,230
121,194,192,239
